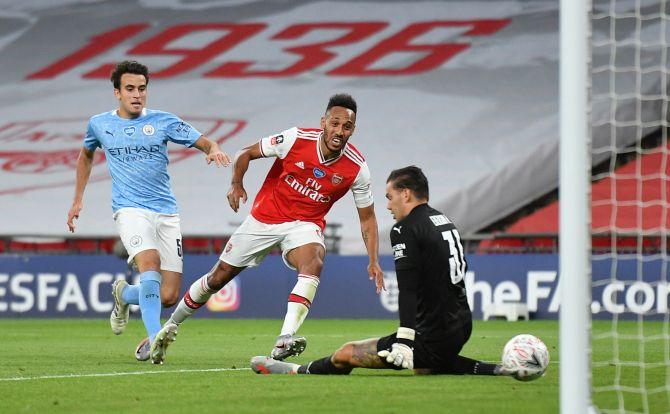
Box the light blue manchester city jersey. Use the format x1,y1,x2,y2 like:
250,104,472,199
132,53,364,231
84,108,202,214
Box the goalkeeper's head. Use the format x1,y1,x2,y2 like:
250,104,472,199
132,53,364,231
385,166,429,221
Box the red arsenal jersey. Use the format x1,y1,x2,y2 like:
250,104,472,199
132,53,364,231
250,127,373,229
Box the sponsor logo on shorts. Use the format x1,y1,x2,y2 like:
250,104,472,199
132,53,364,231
332,173,343,185
313,168,325,179
123,126,136,136
206,279,240,312
142,124,155,136
224,242,233,253
130,235,142,248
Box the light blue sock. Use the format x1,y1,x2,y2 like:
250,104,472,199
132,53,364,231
121,284,139,305
139,271,162,342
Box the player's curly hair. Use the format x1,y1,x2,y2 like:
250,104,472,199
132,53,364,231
110,60,149,89
387,166,429,201
326,93,357,114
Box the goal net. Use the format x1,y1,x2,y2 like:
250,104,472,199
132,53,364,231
570,1,670,413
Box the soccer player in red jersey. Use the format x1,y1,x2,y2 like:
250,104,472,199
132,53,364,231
150,94,384,364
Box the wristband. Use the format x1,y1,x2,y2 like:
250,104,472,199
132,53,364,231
396,327,415,347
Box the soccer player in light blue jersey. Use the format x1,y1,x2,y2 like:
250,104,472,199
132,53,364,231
66,60,231,363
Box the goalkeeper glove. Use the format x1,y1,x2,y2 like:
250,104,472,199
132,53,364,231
378,327,415,369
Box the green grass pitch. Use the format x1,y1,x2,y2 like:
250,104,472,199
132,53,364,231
0,319,666,413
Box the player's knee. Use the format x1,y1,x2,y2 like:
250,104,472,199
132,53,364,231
133,250,161,272
161,291,179,307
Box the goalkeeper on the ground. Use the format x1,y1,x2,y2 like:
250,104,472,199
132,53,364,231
251,165,514,376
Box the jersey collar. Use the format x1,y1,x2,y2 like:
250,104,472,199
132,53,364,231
112,108,147,120
317,131,346,166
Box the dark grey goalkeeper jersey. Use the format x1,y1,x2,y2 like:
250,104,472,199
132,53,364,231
390,203,472,342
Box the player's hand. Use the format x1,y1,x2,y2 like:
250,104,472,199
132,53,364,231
378,343,414,369
368,261,385,294
227,182,247,212
67,201,82,233
206,148,231,167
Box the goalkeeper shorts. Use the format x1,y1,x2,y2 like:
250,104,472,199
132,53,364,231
376,321,473,370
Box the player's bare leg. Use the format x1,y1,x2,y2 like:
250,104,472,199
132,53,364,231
159,270,181,308
253,338,387,374
151,260,243,364
270,243,324,360
166,260,243,325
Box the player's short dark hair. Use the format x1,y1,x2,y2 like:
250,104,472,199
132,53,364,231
387,165,429,201
110,60,149,89
326,93,357,114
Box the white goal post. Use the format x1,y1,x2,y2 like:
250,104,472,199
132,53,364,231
560,0,594,413
561,1,670,413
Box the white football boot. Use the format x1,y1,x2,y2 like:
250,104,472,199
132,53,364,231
150,323,178,365
251,356,299,374
110,279,130,335
270,334,307,360
135,337,150,361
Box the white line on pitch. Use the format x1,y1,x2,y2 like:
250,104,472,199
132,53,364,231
0,367,251,382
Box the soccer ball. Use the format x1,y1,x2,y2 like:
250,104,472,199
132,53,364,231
502,334,550,381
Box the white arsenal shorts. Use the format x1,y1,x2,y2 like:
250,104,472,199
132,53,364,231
113,207,184,273
219,215,325,270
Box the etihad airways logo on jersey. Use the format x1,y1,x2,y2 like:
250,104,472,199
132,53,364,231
284,174,331,203
108,144,161,162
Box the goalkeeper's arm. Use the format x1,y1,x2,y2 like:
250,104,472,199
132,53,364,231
378,267,418,369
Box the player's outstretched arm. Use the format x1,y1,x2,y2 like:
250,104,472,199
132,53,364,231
192,135,231,167
356,204,384,293
226,142,263,212
67,147,95,233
